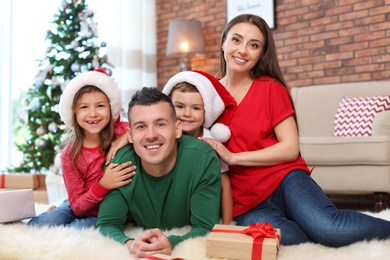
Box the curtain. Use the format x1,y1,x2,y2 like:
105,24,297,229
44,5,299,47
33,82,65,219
89,0,157,117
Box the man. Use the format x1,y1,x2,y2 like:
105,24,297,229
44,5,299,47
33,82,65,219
96,87,221,258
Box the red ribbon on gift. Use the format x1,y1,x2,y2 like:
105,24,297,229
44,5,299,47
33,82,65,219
1,174,5,188
0,174,43,189
146,256,184,260
211,222,280,260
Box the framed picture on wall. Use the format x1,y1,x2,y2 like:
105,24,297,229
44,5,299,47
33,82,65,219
227,0,276,29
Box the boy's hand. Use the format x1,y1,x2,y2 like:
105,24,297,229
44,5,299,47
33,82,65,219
99,161,136,189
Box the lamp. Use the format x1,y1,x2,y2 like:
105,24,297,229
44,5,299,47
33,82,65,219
166,20,205,71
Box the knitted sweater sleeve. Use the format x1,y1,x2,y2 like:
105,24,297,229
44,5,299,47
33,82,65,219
61,145,109,217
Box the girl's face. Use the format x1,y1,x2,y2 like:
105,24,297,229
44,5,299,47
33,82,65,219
170,90,205,138
75,91,111,139
222,22,264,74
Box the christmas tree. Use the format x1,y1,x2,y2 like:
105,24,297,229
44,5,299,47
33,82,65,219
12,0,113,173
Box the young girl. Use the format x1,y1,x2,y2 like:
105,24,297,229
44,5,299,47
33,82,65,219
162,70,235,224
200,14,390,247
28,68,135,228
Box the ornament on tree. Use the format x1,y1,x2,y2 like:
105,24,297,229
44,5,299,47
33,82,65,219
92,57,99,69
48,122,58,133
30,97,41,111
71,62,81,72
36,126,47,136
46,86,53,100
71,40,80,48
34,79,44,88
34,138,48,149
16,107,29,125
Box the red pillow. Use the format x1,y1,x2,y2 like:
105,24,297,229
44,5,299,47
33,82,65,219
334,96,390,137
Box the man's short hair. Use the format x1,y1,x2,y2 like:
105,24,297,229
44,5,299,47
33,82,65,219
127,87,176,122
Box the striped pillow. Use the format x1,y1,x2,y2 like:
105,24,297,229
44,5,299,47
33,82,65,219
334,96,390,137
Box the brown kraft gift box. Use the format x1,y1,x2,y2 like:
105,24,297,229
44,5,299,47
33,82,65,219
0,173,46,189
33,188,49,204
206,223,281,260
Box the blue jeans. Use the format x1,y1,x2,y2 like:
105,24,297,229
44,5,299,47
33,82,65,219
235,170,390,247
27,200,96,228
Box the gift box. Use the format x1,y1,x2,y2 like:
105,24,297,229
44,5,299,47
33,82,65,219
140,254,184,260
0,189,36,223
0,173,46,189
206,223,280,260
33,188,49,204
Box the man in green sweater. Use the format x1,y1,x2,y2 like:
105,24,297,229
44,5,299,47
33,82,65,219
96,87,221,258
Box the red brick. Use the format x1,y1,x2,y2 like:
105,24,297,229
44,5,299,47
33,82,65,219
355,64,385,73
157,0,390,88
354,1,383,11
339,42,369,52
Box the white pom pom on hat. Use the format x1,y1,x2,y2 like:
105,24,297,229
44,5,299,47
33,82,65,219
59,68,121,130
162,70,236,142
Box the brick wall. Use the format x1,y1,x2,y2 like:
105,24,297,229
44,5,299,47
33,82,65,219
156,0,390,89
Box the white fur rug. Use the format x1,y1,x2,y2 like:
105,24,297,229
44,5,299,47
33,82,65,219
1,203,390,260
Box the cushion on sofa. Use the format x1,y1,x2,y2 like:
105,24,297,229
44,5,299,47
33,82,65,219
300,136,390,165
372,110,390,136
334,96,390,137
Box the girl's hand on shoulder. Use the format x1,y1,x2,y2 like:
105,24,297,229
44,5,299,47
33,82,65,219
198,137,235,165
99,161,136,189
106,133,129,165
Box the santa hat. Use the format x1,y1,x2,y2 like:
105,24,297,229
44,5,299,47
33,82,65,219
59,68,121,129
162,70,236,142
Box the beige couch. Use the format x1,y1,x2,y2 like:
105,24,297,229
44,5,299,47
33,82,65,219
290,81,390,211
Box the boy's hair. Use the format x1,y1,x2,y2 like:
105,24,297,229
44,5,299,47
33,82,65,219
127,87,176,122
64,85,115,168
168,82,199,98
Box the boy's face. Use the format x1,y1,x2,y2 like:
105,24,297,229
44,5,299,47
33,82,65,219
170,90,205,138
127,102,182,176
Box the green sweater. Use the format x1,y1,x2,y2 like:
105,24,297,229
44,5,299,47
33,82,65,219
96,135,221,249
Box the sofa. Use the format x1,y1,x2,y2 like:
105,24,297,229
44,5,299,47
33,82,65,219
290,81,390,211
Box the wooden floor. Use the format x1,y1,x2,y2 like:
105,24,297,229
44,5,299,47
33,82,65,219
327,193,389,212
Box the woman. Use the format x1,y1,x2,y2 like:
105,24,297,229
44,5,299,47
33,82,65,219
200,14,390,247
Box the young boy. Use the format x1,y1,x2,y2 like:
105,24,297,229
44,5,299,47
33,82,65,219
162,70,236,224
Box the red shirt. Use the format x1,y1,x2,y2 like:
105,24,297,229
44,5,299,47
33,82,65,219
61,121,129,217
225,77,310,217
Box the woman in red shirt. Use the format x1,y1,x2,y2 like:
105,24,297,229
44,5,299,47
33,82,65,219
200,14,390,247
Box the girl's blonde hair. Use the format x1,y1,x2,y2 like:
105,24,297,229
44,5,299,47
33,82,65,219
63,85,115,168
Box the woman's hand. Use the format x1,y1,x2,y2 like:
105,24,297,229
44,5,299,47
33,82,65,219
198,137,235,165
106,133,129,165
199,115,299,167
99,161,136,189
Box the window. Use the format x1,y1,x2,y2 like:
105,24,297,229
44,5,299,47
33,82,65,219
0,0,58,171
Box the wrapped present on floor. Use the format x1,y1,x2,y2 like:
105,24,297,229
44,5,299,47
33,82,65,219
206,223,281,260
142,255,184,259
0,173,46,189
0,189,36,223
33,187,49,204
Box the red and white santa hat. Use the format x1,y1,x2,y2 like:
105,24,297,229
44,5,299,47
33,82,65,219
162,70,236,142
59,68,121,130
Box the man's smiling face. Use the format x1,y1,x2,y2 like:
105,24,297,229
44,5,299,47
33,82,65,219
127,101,182,176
